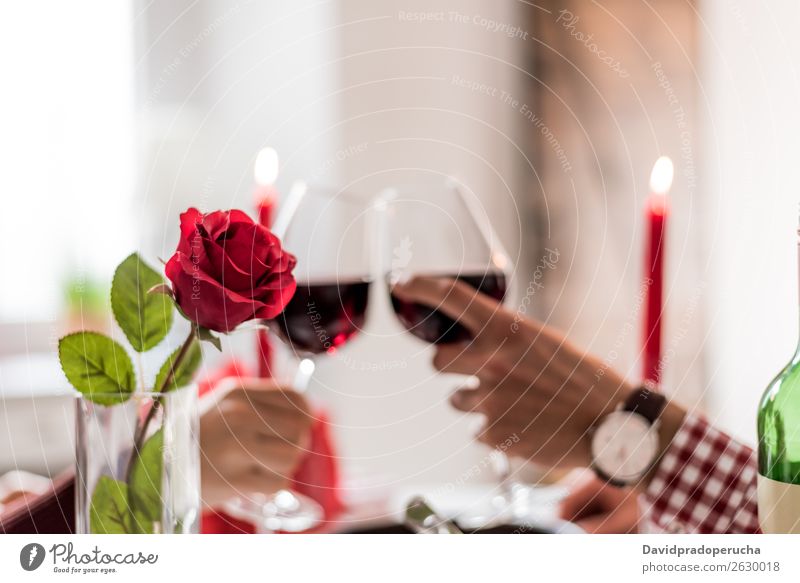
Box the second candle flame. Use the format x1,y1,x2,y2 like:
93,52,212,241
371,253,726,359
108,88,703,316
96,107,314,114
649,156,674,195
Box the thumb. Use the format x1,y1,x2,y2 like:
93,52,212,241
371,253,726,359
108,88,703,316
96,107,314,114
574,506,639,534
558,474,607,522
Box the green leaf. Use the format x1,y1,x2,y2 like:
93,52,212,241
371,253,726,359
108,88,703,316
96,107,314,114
58,332,135,405
90,476,135,534
128,430,163,531
197,326,222,351
130,508,155,535
155,341,202,392
111,253,173,352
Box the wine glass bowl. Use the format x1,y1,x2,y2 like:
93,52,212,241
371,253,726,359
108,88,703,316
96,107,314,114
271,182,373,361
380,181,512,344
389,271,508,344
271,278,370,356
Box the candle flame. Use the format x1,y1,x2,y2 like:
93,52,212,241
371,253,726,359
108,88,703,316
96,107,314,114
254,147,279,186
649,156,674,195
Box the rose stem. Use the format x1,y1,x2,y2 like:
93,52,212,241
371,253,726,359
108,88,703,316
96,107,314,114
124,328,198,483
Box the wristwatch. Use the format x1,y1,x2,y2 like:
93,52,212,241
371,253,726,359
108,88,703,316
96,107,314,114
590,386,667,487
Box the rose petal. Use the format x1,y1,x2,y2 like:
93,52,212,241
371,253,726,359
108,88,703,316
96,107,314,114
227,209,253,226
222,223,271,278
201,237,260,291
174,253,286,309
201,210,232,241
254,278,297,320
167,252,275,332
181,273,258,332
258,270,297,291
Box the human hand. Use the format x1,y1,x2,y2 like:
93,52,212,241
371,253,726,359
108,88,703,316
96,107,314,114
559,470,640,533
199,378,313,507
392,276,634,469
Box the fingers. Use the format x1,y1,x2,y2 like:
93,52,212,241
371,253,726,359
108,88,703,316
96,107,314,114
226,465,289,499
392,275,507,335
237,437,301,474
220,380,313,435
200,417,306,504
205,422,303,474
221,407,309,444
574,509,638,534
559,474,607,523
231,378,313,414
199,380,315,505
449,386,527,454
449,384,540,422
450,387,484,413
450,376,553,417
558,474,640,534
222,403,311,446
432,343,491,376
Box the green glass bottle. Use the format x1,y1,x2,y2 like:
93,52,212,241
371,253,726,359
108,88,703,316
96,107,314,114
757,226,800,533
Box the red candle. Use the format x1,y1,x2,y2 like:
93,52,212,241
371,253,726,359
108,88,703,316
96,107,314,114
254,147,280,378
642,156,673,386
256,189,277,226
254,147,279,226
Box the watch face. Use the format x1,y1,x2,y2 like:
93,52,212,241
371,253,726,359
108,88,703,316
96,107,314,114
591,411,659,483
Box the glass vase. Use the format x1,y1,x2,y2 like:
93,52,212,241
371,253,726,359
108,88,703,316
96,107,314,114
74,385,200,534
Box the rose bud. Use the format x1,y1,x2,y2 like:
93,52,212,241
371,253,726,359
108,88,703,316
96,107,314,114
165,208,296,333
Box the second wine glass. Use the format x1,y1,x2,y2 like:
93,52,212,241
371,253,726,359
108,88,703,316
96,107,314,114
270,182,373,385
380,180,524,527
226,183,372,532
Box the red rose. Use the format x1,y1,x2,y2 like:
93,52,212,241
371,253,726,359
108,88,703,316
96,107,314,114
165,208,296,333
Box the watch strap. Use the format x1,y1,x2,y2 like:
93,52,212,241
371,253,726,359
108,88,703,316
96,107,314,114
622,385,666,424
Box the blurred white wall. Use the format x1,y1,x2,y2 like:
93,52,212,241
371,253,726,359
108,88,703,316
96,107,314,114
701,1,800,442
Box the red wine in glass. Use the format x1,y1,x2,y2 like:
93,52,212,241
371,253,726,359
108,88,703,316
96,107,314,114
271,279,371,355
390,272,506,344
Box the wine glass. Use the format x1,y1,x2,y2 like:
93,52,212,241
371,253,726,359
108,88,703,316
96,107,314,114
224,182,372,532
270,181,373,385
379,180,524,527
242,182,372,531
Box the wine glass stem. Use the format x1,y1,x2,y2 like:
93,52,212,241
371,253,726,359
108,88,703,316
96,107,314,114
491,450,515,506
293,357,316,393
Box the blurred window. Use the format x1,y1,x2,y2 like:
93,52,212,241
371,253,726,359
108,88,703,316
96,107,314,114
0,1,134,323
